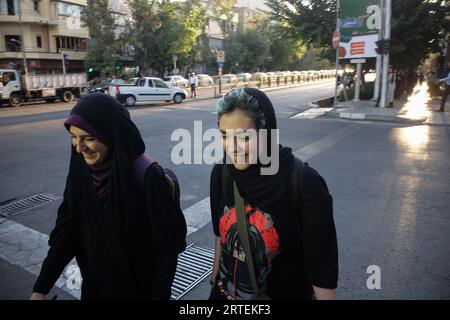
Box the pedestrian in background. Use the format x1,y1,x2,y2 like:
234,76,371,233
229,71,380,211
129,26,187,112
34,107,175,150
387,65,396,108
438,62,450,112
31,93,186,300
189,72,198,98
426,71,440,98
209,88,338,300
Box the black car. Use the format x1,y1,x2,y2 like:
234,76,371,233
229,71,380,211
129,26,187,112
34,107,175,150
87,79,124,94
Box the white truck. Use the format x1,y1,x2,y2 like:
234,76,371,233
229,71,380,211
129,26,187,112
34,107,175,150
0,69,87,107
110,77,188,106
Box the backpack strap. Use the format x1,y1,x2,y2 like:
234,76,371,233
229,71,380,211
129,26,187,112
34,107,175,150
290,157,306,215
133,154,155,189
233,181,262,297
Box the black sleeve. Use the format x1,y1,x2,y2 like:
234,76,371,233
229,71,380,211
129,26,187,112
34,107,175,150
33,188,76,294
299,166,338,289
144,163,187,299
210,164,223,237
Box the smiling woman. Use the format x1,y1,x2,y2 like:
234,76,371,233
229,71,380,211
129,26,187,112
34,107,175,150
31,93,187,300
69,126,109,166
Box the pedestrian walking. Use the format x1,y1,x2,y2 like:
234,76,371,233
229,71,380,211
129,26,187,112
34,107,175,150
387,65,396,108
208,88,338,300
31,93,186,300
437,62,450,112
426,71,440,98
189,72,199,98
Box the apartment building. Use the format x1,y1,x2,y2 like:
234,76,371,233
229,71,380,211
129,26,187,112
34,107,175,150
0,0,132,74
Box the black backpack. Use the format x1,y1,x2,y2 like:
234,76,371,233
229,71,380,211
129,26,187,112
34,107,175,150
134,154,180,206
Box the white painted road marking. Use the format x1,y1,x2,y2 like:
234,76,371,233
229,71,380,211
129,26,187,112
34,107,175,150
291,108,333,119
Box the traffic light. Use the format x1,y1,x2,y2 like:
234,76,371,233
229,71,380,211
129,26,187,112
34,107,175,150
375,40,390,55
88,67,94,73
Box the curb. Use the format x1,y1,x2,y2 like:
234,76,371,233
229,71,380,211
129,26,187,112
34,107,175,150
323,110,426,124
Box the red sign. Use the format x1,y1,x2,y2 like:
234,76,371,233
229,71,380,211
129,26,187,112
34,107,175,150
350,41,365,55
332,31,340,49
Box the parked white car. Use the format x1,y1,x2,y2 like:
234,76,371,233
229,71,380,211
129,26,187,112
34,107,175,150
197,74,214,86
221,74,238,84
163,75,189,88
110,77,187,106
237,73,252,82
251,72,267,81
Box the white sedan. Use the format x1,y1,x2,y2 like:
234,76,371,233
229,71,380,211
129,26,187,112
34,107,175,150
111,77,188,106
163,75,189,88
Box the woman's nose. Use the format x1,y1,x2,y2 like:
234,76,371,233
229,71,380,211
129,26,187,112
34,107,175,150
75,140,86,153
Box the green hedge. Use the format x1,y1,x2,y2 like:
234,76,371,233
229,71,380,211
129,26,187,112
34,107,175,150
340,81,375,100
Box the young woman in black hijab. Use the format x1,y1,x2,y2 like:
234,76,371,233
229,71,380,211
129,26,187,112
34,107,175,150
209,88,338,300
31,93,186,300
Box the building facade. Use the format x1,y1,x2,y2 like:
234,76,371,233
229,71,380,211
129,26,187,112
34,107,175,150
0,0,132,74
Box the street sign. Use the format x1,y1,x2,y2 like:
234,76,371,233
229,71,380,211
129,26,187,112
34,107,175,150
332,31,340,49
172,68,179,75
217,51,225,63
350,59,366,64
339,0,381,59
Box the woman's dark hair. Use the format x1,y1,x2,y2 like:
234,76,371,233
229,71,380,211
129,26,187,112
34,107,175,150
217,88,266,129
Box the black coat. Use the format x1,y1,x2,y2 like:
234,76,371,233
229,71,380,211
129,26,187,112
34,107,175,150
33,93,186,299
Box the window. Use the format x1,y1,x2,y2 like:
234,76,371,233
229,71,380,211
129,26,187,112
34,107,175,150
56,36,61,50
148,80,154,87
1,71,17,86
58,2,81,17
34,0,40,14
55,36,88,51
125,78,137,85
5,35,21,52
138,79,146,87
36,36,42,48
154,80,168,88
7,0,15,15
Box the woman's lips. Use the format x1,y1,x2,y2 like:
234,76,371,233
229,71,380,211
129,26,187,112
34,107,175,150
83,151,95,158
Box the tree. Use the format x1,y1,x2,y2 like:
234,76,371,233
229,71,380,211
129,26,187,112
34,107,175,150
266,0,336,48
223,29,271,72
261,22,307,71
81,0,122,77
127,0,205,74
390,0,449,71
266,0,450,71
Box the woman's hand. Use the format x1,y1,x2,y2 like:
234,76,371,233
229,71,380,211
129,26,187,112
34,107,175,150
30,292,46,300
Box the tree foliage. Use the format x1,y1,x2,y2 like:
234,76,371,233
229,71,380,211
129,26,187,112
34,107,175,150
127,0,205,74
81,0,122,76
266,0,450,70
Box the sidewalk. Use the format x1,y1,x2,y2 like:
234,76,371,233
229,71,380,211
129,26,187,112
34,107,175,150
324,83,450,125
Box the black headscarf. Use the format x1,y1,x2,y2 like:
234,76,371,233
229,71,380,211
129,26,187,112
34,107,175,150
62,93,151,297
226,88,294,209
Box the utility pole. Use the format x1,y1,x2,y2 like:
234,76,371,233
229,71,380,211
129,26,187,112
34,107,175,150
333,0,341,108
379,0,391,108
17,0,28,75
372,0,384,102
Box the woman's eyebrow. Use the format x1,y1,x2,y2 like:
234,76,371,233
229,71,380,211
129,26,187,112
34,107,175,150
70,133,93,138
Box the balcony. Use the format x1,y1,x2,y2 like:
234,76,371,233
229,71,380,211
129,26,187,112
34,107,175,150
0,5,58,25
